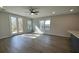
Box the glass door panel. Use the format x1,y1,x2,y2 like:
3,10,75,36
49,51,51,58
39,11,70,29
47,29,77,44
18,17,23,33
10,16,18,34
45,20,50,31
40,20,45,31
27,20,32,32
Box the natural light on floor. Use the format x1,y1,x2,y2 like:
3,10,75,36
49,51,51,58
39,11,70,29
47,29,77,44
20,34,41,39
34,25,44,34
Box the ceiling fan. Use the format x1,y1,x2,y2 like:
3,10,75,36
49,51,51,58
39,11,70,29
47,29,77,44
28,7,39,15
0,6,39,15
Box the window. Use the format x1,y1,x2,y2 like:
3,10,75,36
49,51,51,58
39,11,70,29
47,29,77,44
10,16,17,34
40,20,44,31
45,20,50,31
18,17,23,33
40,19,50,32
27,20,32,32
10,16,23,34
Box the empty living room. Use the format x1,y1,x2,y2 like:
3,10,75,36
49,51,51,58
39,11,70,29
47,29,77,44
0,6,79,53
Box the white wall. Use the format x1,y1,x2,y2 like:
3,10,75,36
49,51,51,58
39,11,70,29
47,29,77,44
0,12,31,39
52,14,79,37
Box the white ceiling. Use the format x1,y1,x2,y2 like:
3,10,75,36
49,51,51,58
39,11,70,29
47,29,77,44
0,6,79,18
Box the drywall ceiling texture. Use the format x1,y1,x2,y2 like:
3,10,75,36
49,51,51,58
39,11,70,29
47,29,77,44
1,6,79,18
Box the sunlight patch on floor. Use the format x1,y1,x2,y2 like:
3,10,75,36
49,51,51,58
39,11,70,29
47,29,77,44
20,34,41,39
34,25,44,34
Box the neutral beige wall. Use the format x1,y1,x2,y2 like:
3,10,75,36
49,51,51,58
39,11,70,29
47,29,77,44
0,12,10,39
52,14,79,37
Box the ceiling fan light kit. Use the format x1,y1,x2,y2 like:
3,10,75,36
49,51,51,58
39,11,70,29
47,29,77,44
29,7,39,15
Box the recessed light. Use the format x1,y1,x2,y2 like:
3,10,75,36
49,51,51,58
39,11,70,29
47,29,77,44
52,12,55,14
70,9,74,12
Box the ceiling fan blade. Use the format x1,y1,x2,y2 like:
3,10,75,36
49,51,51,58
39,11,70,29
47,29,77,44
35,13,38,15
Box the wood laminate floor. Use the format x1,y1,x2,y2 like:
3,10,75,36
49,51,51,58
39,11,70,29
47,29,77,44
0,34,72,53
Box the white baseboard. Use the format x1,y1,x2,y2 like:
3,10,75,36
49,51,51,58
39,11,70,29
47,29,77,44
0,35,11,39
52,33,70,37
0,33,70,39
34,32,69,37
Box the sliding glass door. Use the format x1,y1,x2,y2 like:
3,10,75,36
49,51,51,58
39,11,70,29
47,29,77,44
18,17,23,33
10,16,23,35
40,19,50,33
44,20,50,31
40,20,45,31
27,19,32,32
10,16,18,34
